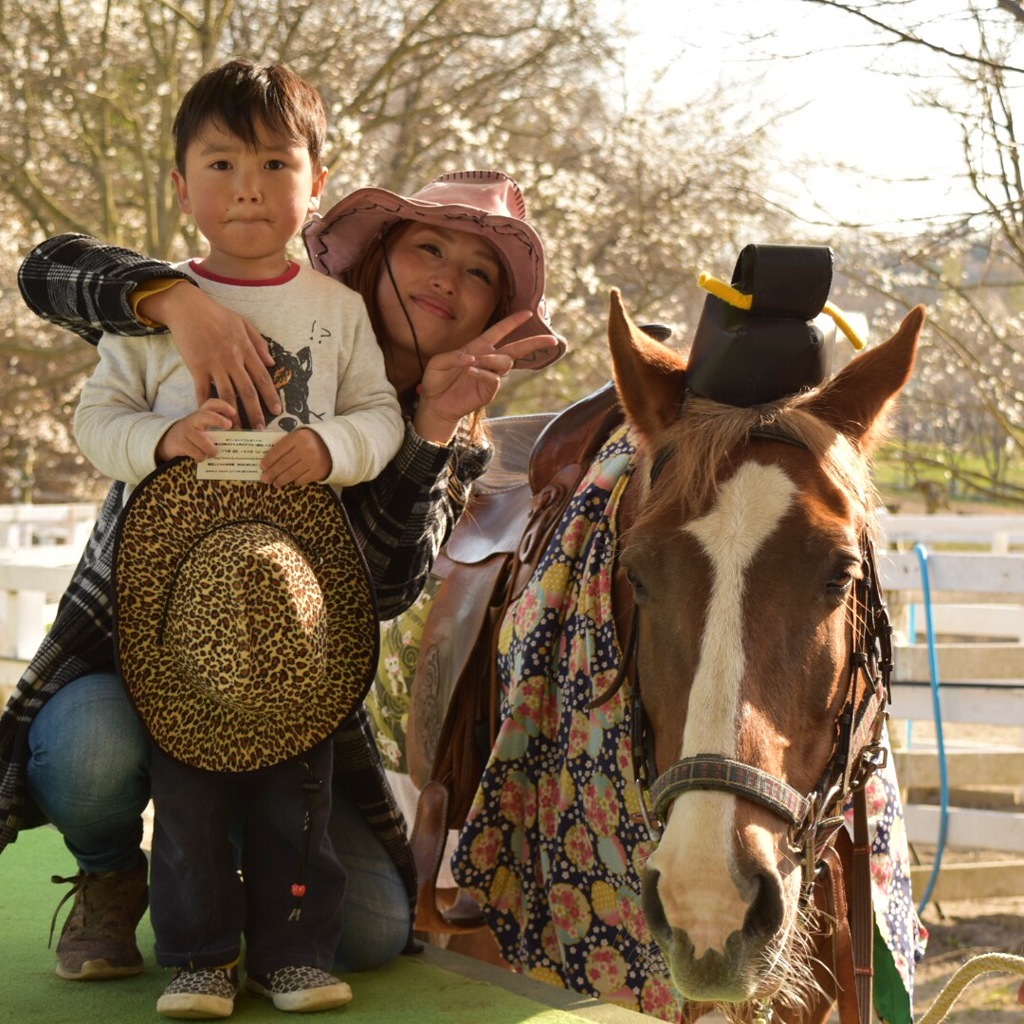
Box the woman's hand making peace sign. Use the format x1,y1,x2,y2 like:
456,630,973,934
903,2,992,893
411,310,558,445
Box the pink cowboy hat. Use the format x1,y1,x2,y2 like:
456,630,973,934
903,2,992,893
303,170,566,369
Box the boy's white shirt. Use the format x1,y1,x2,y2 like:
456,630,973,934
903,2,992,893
75,261,404,492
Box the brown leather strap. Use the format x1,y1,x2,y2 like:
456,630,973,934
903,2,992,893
851,786,875,1024
821,793,874,1024
818,844,861,1024
409,781,485,933
409,780,450,932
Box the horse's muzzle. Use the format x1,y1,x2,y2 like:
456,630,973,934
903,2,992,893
642,866,786,1002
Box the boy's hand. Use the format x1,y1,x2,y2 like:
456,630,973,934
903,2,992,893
139,283,283,429
156,398,235,463
260,429,330,488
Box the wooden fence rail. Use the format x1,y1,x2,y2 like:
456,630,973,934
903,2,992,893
0,503,97,664
879,511,1024,553
0,502,98,549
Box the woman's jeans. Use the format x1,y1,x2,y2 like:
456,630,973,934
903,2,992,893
27,670,149,873
26,670,409,971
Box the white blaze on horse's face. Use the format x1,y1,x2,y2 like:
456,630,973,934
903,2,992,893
680,462,796,757
645,460,796,959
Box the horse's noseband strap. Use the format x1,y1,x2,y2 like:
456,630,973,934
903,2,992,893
649,753,810,828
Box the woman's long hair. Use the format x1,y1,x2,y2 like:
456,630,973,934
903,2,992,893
342,221,511,445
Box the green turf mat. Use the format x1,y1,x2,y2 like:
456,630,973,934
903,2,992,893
1,825,651,1023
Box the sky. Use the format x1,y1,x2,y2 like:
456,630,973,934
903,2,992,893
606,0,980,232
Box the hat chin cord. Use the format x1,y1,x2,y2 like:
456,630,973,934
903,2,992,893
381,238,427,385
287,758,322,922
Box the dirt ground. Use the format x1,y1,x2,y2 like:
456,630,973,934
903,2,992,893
911,869,1024,1023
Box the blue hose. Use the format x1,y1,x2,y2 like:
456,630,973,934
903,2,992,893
913,542,949,912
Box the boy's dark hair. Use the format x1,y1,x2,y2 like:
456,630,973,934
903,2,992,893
173,59,326,174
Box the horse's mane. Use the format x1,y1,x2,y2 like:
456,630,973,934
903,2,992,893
640,390,884,535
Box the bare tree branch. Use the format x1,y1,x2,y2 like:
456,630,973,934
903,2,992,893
802,0,1024,74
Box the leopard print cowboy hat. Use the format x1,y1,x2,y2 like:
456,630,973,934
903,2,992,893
112,458,378,773
302,170,566,369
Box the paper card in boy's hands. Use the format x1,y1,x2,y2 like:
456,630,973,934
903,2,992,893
196,431,278,481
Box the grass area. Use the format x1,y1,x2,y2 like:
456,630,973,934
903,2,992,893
875,443,1024,513
2,829,653,1024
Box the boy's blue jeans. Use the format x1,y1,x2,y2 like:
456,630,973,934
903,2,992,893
26,670,409,971
149,739,344,973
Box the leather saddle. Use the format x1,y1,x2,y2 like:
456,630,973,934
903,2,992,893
406,381,625,933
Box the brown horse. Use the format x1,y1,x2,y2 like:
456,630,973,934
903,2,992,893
419,291,925,1023
610,292,925,1021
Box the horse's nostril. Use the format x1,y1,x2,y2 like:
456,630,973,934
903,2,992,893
641,868,670,942
743,872,783,939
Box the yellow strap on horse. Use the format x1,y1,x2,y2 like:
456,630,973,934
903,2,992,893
697,272,867,351
915,951,1024,1024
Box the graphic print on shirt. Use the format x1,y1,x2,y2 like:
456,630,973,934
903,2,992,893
224,321,334,430
266,334,313,431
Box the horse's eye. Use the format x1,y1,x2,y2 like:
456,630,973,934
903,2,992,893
625,567,648,601
826,563,858,598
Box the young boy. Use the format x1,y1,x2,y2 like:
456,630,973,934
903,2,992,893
73,59,404,1018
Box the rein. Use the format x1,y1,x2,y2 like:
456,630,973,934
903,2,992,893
593,422,894,1024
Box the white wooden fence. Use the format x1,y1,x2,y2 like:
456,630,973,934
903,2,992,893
878,510,1024,553
0,503,96,672
0,502,98,550
878,516,1024,903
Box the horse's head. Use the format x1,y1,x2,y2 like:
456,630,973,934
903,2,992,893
608,289,924,1013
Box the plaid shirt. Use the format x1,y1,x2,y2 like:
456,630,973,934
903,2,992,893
5,234,494,941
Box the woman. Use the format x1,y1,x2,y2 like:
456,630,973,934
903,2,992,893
4,170,563,982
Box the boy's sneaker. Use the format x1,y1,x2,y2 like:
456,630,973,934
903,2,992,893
51,856,149,980
246,965,352,1012
156,965,239,1019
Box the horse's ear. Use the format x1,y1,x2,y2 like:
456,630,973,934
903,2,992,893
608,289,687,442
808,304,925,452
